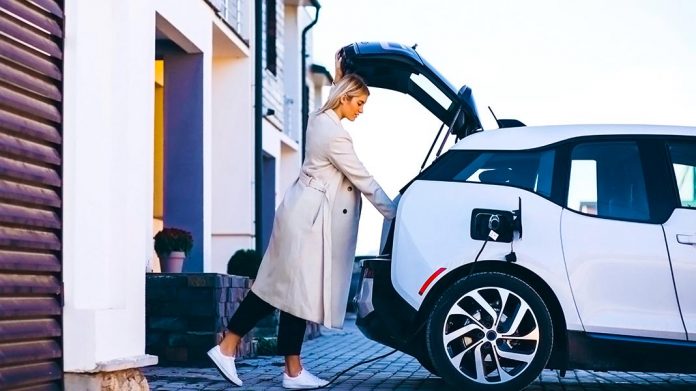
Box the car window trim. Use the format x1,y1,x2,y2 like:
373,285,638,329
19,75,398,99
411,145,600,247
409,133,694,225
664,137,696,211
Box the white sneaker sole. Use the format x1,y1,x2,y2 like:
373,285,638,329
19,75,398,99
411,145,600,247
207,350,243,387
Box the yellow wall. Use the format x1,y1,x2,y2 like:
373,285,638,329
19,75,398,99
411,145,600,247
154,60,164,220
152,60,164,272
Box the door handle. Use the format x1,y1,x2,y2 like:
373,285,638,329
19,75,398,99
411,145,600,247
677,234,696,245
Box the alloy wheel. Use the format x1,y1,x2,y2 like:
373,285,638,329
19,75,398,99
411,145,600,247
441,286,539,384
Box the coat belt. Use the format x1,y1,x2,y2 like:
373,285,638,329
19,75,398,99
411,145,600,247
299,171,327,193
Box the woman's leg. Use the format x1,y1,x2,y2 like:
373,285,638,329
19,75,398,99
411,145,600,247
277,313,328,387
277,311,308,376
219,290,275,356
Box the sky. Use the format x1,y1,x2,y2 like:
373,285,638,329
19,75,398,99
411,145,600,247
310,0,696,254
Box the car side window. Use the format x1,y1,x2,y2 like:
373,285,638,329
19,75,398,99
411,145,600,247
452,150,555,197
667,142,696,209
566,141,650,221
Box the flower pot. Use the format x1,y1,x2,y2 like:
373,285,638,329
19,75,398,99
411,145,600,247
161,251,186,273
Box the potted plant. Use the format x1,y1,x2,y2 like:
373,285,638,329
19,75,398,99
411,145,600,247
154,227,193,273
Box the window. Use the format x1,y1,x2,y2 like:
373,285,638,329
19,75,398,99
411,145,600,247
449,150,555,197
409,73,452,112
567,142,650,221
265,0,277,75
667,142,696,208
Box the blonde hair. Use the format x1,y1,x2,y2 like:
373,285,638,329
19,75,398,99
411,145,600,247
317,74,369,114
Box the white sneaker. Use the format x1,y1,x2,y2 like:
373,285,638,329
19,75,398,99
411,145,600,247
282,369,329,389
207,345,243,386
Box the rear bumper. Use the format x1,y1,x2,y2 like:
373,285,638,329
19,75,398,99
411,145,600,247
353,258,424,357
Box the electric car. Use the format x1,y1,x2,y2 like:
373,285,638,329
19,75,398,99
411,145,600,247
344,42,696,391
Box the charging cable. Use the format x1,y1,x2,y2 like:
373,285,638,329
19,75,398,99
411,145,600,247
314,237,491,389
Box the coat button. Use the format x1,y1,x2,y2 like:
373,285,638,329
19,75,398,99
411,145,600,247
347,186,353,191
342,209,348,214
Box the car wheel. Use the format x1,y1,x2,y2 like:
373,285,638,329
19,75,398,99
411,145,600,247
417,354,439,377
426,272,553,391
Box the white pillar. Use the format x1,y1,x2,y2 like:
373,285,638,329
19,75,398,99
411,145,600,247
62,0,157,373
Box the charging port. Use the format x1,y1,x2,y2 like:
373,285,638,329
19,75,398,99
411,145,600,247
471,208,515,242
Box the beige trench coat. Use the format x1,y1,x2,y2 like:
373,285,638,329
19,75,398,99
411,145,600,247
251,109,396,329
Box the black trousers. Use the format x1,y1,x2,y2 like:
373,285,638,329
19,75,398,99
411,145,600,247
227,291,306,356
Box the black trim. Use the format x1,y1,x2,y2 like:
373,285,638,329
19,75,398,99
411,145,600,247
355,259,423,358
497,119,526,128
300,1,321,160
551,142,571,206
640,140,679,223
309,64,332,84
254,0,263,253
407,134,695,225
567,331,696,373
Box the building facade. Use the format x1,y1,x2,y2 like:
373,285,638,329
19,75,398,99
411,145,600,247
0,0,327,388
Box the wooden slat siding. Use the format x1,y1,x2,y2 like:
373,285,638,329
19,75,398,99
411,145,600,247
0,251,60,273
0,227,60,251
0,204,60,229
0,297,61,318
0,155,62,187
27,0,63,19
0,180,61,209
0,274,60,295
0,132,62,165
0,1,63,389
0,85,62,123
10,384,61,391
0,340,62,366
0,12,61,59
261,0,284,129
0,362,61,389
0,61,62,101
0,1,62,38
0,109,62,145
0,319,61,343
0,35,62,81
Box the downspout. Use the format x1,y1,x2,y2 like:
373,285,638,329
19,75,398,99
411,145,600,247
301,0,321,160
254,0,263,253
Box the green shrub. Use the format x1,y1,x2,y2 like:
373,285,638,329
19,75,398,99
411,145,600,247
227,249,262,278
255,337,277,356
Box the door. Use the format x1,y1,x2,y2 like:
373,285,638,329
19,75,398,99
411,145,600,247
662,140,696,340
0,1,64,389
261,153,276,253
561,140,686,340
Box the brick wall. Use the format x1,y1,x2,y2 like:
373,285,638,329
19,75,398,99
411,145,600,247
145,274,254,363
145,273,322,364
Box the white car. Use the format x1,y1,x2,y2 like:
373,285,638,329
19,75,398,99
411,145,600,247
343,42,696,391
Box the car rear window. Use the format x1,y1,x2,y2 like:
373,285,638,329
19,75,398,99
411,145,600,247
419,149,555,197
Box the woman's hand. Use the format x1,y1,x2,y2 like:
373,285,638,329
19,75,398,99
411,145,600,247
334,49,344,84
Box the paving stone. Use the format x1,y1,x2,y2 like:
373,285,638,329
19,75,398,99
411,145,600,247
143,317,696,390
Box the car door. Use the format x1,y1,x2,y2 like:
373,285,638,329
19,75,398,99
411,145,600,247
560,139,686,340
662,139,696,341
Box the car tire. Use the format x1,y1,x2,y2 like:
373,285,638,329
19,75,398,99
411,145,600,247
426,272,553,391
417,354,440,377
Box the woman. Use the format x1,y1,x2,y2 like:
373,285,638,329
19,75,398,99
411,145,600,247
208,63,396,389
